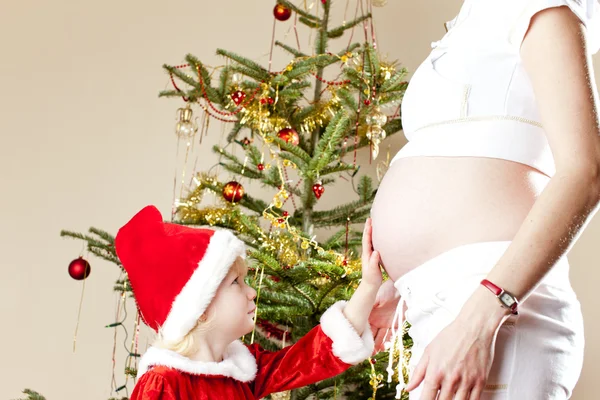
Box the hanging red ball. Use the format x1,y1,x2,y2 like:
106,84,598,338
364,99,372,106
312,182,325,199
267,97,275,105
68,257,91,280
273,4,292,21
277,128,300,146
257,163,265,171
222,181,245,203
231,90,246,106
282,211,289,217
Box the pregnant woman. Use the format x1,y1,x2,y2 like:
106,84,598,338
369,1,600,399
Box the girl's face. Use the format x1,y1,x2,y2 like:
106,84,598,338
204,257,257,341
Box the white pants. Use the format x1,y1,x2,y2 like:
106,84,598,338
393,241,584,400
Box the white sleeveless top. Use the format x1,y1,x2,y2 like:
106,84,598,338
392,0,600,177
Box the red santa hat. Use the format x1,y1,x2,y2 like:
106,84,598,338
114,205,246,344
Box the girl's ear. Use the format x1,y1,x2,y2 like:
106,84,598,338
199,313,208,323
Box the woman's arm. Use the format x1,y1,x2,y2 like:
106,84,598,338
460,4,600,334
407,6,600,400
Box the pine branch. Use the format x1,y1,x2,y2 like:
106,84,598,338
313,206,372,228
14,389,47,400
277,0,321,23
226,122,244,142
162,64,201,92
158,89,186,99
378,91,405,106
271,136,312,164
219,162,263,180
275,41,307,58
319,162,358,176
336,87,358,110
298,16,321,29
218,65,233,99
363,44,381,86
357,175,375,202
215,49,270,81
380,69,409,93
307,111,350,177
328,14,372,39
184,54,223,103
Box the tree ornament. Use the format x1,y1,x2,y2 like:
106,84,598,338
312,182,325,199
222,181,245,203
257,163,265,171
68,257,91,280
366,125,387,159
241,137,253,147
277,128,300,146
365,107,388,159
365,107,388,126
231,90,246,106
175,104,198,138
273,3,292,21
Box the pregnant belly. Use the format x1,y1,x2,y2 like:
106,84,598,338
370,156,550,282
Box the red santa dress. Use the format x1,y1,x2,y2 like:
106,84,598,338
131,301,374,400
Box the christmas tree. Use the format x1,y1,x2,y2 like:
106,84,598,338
60,1,412,399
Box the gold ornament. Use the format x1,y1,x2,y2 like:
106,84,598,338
364,106,388,160
175,104,198,138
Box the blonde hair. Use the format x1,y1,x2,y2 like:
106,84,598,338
152,257,245,356
152,312,216,357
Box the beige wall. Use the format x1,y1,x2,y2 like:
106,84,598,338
1,1,598,399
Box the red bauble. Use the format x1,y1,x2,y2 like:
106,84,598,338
222,181,245,203
273,4,292,21
364,99,372,106
231,90,246,106
282,211,289,217
267,97,275,105
312,182,325,199
277,128,300,146
257,163,265,171
68,257,91,280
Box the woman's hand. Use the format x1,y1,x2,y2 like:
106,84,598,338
406,287,508,400
361,218,383,288
368,279,400,352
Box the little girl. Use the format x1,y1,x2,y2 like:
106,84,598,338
114,205,382,399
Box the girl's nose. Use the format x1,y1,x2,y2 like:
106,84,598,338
248,286,257,301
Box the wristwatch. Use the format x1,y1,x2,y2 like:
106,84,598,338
480,279,519,315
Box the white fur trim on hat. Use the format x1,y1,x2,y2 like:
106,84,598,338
137,340,257,382
160,229,246,344
320,300,375,365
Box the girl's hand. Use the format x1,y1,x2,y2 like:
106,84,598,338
361,218,383,288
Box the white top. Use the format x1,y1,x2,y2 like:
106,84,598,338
393,0,600,177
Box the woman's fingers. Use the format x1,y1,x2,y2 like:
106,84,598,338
373,326,390,353
468,384,483,400
454,384,472,400
406,353,428,392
